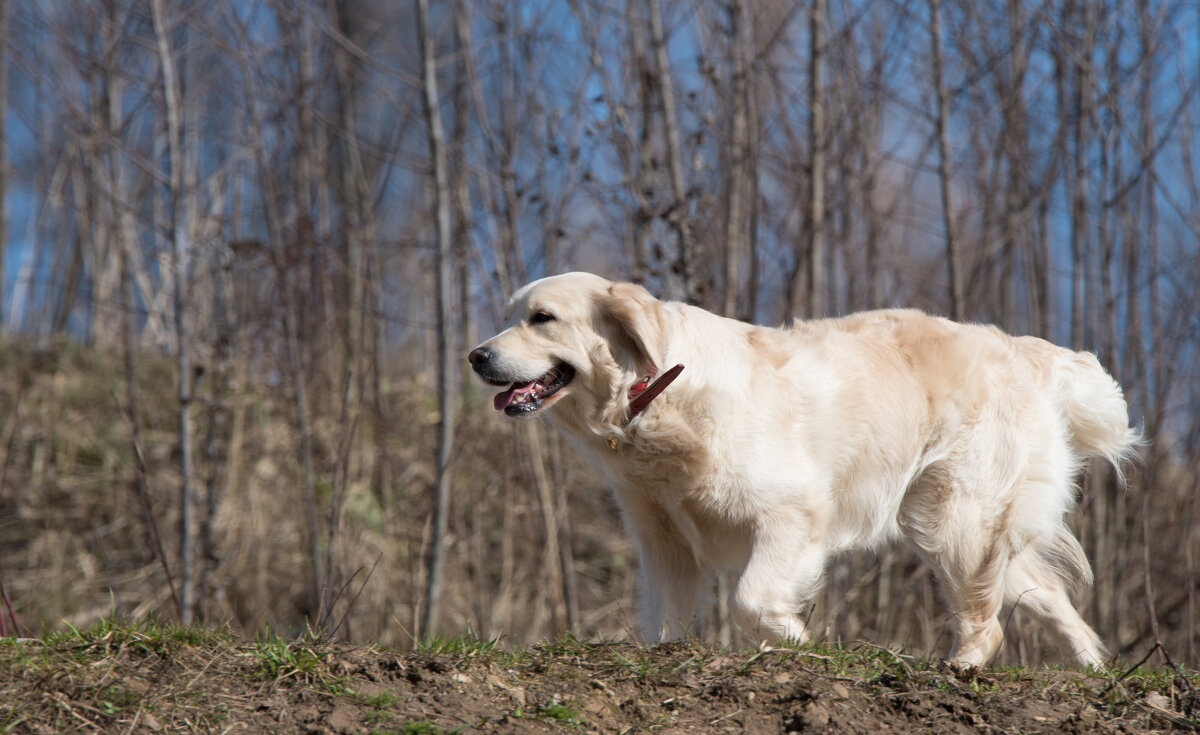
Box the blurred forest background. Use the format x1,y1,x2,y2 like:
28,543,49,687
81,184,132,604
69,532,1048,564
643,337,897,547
0,0,1196,666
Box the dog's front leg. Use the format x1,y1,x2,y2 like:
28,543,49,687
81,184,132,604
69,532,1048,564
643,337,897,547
622,497,702,642
635,538,702,641
730,508,828,644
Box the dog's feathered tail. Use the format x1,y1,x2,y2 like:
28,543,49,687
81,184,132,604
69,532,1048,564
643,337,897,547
1052,350,1141,482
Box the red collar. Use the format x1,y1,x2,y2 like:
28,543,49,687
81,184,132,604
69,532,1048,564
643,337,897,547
626,364,685,420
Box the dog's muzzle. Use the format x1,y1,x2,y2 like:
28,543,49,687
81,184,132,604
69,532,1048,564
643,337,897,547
468,346,575,416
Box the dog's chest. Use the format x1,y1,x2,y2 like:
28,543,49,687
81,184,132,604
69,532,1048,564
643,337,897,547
617,462,758,571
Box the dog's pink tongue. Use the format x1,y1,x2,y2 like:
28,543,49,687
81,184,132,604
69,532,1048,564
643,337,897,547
494,381,536,410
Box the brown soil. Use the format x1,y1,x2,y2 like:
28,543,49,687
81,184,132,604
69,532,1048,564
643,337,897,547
1,625,1197,734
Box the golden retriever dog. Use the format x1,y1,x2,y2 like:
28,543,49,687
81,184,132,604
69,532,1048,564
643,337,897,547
468,272,1138,666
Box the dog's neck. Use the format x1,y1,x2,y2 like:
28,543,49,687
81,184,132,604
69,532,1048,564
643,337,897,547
604,363,685,451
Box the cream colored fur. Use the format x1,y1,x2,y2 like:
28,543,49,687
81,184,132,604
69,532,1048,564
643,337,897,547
470,272,1139,666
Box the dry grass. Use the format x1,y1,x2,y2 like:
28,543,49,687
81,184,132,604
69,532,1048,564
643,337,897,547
0,335,1195,671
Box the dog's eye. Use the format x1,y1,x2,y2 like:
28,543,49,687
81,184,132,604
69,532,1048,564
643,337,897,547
530,311,555,325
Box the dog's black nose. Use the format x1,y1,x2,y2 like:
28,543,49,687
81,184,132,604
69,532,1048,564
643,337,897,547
468,347,492,371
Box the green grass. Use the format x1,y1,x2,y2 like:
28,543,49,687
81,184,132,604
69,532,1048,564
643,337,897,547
358,690,401,709
0,707,26,734
42,616,232,653
610,646,667,679
245,627,346,691
357,688,402,727
1,617,234,672
97,684,142,714
531,632,603,657
397,721,462,735
418,629,529,667
537,701,583,726
419,630,503,656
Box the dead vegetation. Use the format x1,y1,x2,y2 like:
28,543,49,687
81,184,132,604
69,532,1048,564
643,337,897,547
0,334,643,646
0,335,1195,669
0,340,1194,731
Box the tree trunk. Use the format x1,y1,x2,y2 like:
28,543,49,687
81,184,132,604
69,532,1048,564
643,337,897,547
1070,0,1094,351
199,227,234,623
284,292,324,619
1137,0,1163,442
150,0,196,624
231,4,324,621
418,0,456,639
806,0,826,319
0,0,8,332
548,431,579,634
525,423,566,632
452,0,476,384
121,244,182,622
930,0,963,321
568,0,653,284
648,0,699,303
742,89,760,323
631,3,654,285
722,0,751,319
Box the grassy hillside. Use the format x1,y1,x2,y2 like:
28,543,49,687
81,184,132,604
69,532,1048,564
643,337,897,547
0,619,1196,734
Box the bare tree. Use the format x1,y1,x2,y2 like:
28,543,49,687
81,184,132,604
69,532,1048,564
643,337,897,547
569,0,653,284
451,0,476,378
418,0,455,639
225,0,325,619
199,226,234,623
1069,0,1095,351
0,0,7,331
121,245,182,622
648,0,700,303
150,0,197,624
806,0,827,319
929,0,963,321
721,0,753,319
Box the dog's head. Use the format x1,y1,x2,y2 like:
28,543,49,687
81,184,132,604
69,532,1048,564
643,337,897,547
468,272,666,421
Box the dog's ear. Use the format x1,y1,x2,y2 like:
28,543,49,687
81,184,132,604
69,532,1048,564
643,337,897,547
595,282,665,371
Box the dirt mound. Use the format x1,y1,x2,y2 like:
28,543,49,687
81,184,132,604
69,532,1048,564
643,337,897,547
0,622,1195,733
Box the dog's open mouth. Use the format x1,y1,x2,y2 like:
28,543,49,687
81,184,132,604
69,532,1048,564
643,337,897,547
493,363,575,415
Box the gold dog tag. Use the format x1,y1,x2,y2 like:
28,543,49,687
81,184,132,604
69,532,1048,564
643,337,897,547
608,438,619,451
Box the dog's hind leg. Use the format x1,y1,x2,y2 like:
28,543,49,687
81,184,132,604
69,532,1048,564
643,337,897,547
901,472,1010,667
939,542,1009,668
908,539,1009,667
1004,537,1105,666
